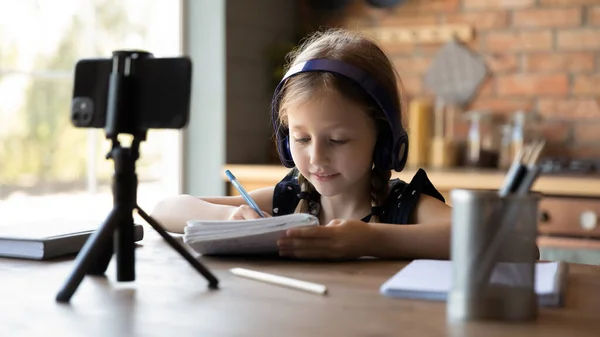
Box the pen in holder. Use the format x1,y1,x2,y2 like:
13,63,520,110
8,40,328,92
448,140,545,322
474,140,545,286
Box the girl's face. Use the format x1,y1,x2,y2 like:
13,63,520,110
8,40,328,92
286,91,377,197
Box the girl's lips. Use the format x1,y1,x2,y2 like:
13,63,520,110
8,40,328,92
312,172,340,181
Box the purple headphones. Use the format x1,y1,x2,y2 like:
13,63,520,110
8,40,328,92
271,58,409,172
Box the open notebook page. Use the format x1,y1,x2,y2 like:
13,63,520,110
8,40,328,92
380,259,568,307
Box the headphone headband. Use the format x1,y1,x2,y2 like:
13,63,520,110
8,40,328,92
271,58,408,172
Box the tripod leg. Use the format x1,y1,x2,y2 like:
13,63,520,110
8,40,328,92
85,236,114,276
56,208,122,303
115,211,135,282
136,207,219,289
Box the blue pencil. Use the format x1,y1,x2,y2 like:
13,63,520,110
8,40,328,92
225,170,265,218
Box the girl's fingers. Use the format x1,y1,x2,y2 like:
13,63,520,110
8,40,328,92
277,237,332,250
279,249,339,260
285,226,335,238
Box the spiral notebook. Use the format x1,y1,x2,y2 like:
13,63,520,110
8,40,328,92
380,259,569,307
183,213,319,255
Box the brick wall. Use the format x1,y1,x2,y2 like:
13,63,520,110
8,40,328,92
300,0,600,158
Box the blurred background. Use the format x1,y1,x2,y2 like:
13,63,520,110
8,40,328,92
1,0,600,263
0,0,181,223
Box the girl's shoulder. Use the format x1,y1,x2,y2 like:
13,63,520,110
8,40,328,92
381,168,445,224
272,167,446,224
272,168,303,217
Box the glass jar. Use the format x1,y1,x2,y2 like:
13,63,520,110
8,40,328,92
510,111,541,160
465,110,499,168
498,123,513,170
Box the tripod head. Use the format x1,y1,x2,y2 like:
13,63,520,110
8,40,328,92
104,50,152,142
71,49,192,141
71,49,193,166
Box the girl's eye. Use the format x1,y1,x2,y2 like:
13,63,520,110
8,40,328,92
330,139,349,145
293,137,310,143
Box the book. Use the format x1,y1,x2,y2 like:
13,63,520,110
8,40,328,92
380,259,569,307
0,220,144,260
183,213,319,255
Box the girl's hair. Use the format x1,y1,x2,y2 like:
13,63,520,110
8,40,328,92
276,28,406,223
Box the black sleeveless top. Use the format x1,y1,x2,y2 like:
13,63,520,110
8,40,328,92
271,168,445,224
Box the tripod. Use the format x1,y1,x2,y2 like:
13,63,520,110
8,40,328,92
56,51,219,303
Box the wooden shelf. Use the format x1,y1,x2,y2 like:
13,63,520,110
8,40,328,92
538,236,600,250
361,24,474,44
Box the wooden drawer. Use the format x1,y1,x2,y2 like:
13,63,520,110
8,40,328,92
538,196,600,239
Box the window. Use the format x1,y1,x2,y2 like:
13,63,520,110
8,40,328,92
0,0,182,224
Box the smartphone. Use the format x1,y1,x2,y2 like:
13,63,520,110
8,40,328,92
71,55,192,130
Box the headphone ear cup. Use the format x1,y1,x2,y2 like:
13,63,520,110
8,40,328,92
284,136,293,165
277,134,295,168
372,136,391,171
393,131,409,172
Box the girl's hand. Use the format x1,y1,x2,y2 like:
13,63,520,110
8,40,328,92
228,205,271,220
277,219,375,260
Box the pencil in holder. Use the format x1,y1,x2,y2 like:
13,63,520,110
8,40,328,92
447,189,541,322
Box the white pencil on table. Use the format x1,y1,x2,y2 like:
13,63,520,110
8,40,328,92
229,268,328,296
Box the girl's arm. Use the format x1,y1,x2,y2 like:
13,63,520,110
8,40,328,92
279,194,452,260
368,195,540,260
369,194,452,259
281,194,540,260
150,187,275,233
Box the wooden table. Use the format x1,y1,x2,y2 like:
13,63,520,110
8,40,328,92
2,227,600,337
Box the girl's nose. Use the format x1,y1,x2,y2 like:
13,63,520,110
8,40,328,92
309,141,330,167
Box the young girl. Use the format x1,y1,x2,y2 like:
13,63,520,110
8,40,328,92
152,28,452,260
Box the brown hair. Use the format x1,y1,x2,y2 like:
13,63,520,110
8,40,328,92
275,28,406,223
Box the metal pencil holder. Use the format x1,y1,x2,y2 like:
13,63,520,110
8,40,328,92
447,188,541,322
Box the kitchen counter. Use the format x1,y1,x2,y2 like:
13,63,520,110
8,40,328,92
223,164,600,198
223,164,600,262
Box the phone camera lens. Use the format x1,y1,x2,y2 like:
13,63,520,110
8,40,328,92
71,97,94,126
